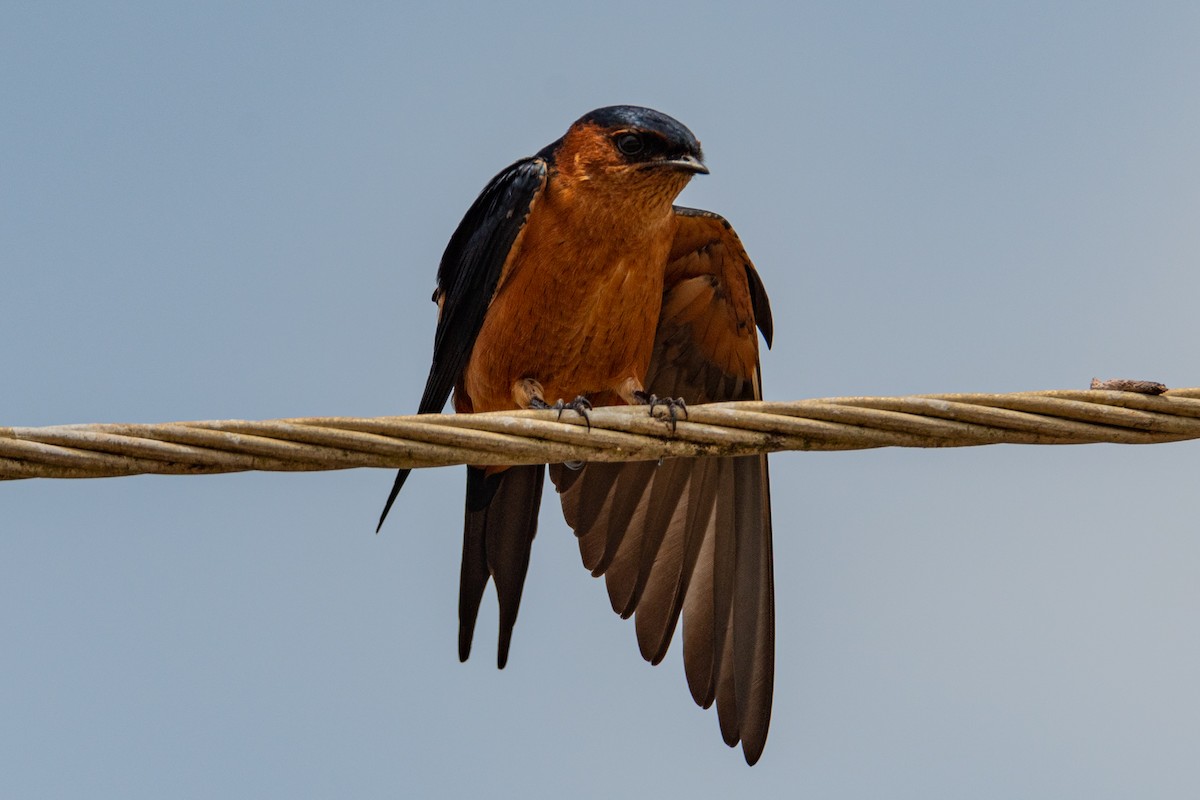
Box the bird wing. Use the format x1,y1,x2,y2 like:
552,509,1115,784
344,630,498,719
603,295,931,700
377,156,549,530
550,206,776,764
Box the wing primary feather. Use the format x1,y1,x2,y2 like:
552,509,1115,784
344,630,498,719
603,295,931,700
730,454,774,765
623,459,691,620
376,468,412,533
638,457,720,665
683,508,718,708
715,612,740,748
708,456,738,717
594,464,658,581
597,464,663,616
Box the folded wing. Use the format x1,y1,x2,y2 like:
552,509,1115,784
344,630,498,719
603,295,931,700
377,156,549,530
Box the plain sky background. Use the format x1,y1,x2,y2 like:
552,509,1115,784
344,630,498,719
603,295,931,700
4,2,1199,797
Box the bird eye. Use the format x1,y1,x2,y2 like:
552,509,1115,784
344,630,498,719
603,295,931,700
615,133,644,156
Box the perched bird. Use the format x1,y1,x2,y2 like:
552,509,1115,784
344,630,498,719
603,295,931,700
378,106,776,764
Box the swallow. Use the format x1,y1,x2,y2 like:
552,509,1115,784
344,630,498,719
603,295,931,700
377,106,775,764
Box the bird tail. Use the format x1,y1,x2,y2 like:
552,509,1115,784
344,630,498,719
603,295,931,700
458,464,545,668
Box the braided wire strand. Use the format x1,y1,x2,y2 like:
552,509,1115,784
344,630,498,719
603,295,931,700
3,388,1198,481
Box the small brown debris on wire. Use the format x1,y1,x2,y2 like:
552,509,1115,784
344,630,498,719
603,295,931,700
1090,378,1169,395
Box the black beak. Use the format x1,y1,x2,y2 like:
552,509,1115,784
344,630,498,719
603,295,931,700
659,153,709,174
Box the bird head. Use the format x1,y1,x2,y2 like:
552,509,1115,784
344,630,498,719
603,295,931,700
545,106,708,208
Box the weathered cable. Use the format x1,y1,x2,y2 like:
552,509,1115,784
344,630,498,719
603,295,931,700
3,387,1198,481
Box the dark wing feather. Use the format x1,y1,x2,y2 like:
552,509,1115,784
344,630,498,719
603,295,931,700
376,157,549,531
550,206,775,764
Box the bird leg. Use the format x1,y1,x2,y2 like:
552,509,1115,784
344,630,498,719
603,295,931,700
532,396,593,430
633,390,688,431
511,378,547,409
516,379,593,430
616,377,687,431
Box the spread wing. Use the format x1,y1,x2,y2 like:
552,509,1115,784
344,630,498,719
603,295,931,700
377,157,548,530
550,207,776,764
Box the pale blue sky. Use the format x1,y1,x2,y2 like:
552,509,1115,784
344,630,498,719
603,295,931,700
4,3,1200,797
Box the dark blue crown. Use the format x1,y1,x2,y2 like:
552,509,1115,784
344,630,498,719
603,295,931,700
575,105,701,157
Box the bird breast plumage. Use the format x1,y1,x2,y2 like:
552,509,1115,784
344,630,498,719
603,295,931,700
460,189,676,413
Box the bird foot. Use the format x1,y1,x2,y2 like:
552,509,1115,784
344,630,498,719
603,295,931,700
634,391,688,431
532,395,592,430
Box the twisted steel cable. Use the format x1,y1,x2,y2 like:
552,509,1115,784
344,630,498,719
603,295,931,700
3,385,1197,482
